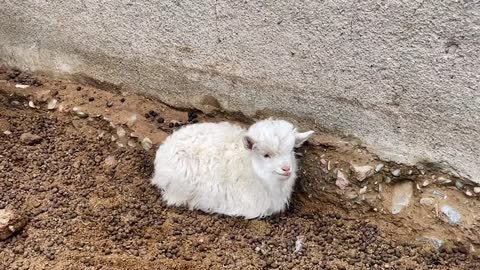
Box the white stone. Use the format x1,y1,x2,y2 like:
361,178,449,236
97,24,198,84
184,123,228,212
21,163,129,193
15,84,29,89
419,197,435,206
141,137,153,151
351,164,374,181
474,187,480,194
0,209,27,241
293,236,304,253
440,205,461,225
47,99,57,110
335,171,349,190
391,169,401,177
116,126,126,138
391,181,413,214
359,186,367,194
104,155,117,167
127,139,137,147
437,177,452,184
127,114,138,127
375,163,384,172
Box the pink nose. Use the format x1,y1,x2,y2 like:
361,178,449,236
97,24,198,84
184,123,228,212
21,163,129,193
281,165,291,172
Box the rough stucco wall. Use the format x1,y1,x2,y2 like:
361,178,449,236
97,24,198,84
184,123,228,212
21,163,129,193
1,0,479,183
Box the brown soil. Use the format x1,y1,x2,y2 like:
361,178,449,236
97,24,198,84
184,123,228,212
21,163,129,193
0,68,479,269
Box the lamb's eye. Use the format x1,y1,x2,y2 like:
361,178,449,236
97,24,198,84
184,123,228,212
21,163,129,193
263,154,271,158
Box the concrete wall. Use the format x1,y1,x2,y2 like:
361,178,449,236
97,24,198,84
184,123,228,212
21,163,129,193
1,0,479,183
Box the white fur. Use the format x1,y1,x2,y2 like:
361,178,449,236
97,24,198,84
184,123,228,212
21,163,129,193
151,118,314,219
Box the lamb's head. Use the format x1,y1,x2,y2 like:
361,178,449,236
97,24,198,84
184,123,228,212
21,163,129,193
243,119,314,185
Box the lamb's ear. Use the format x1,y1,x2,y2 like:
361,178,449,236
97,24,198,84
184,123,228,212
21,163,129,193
294,130,314,147
243,136,256,150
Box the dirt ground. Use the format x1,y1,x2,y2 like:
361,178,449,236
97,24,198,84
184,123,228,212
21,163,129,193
0,69,479,269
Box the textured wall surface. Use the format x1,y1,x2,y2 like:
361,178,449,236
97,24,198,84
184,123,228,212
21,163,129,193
1,0,479,183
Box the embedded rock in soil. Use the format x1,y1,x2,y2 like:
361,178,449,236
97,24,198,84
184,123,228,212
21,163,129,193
116,126,126,138
104,155,117,168
417,236,444,250
127,114,138,127
141,137,153,151
47,99,57,110
19,132,43,145
438,177,452,185
391,169,401,177
391,181,413,214
440,205,462,225
335,171,349,190
419,197,435,206
375,163,384,172
351,164,374,182
0,209,27,241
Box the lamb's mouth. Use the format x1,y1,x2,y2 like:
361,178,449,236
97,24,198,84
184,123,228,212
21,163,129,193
275,172,291,178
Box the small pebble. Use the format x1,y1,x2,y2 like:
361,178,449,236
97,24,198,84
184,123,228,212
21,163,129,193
351,164,374,182
106,101,113,107
127,139,137,147
465,190,473,197
419,197,435,206
440,205,461,225
474,187,480,194
141,137,153,151
335,171,349,190
3,130,12,135
20,133,43,145
104,156,117,168
437,177,452,184
47,99,57,110
375,164,384,172
88,97,95,102
76,86,82,91
77,112,89,119
432,190,447,199
127,114,138,127
120,98,125,103
28,101,36,108
157,117,165,123
391,181,413,214
455,181,464,190
116,127,126,138
15,84,29,89
359,186,367,194
0,209,27,241
391,169,401,177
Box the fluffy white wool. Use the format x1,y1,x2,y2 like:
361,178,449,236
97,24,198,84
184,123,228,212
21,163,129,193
151,118,314,219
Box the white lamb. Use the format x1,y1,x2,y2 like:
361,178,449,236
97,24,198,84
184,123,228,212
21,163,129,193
151,118,314,219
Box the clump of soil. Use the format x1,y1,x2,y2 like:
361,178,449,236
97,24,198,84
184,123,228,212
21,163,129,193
0,69,479,269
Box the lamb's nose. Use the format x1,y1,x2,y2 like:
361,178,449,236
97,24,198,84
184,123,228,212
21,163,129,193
281,165,291,172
